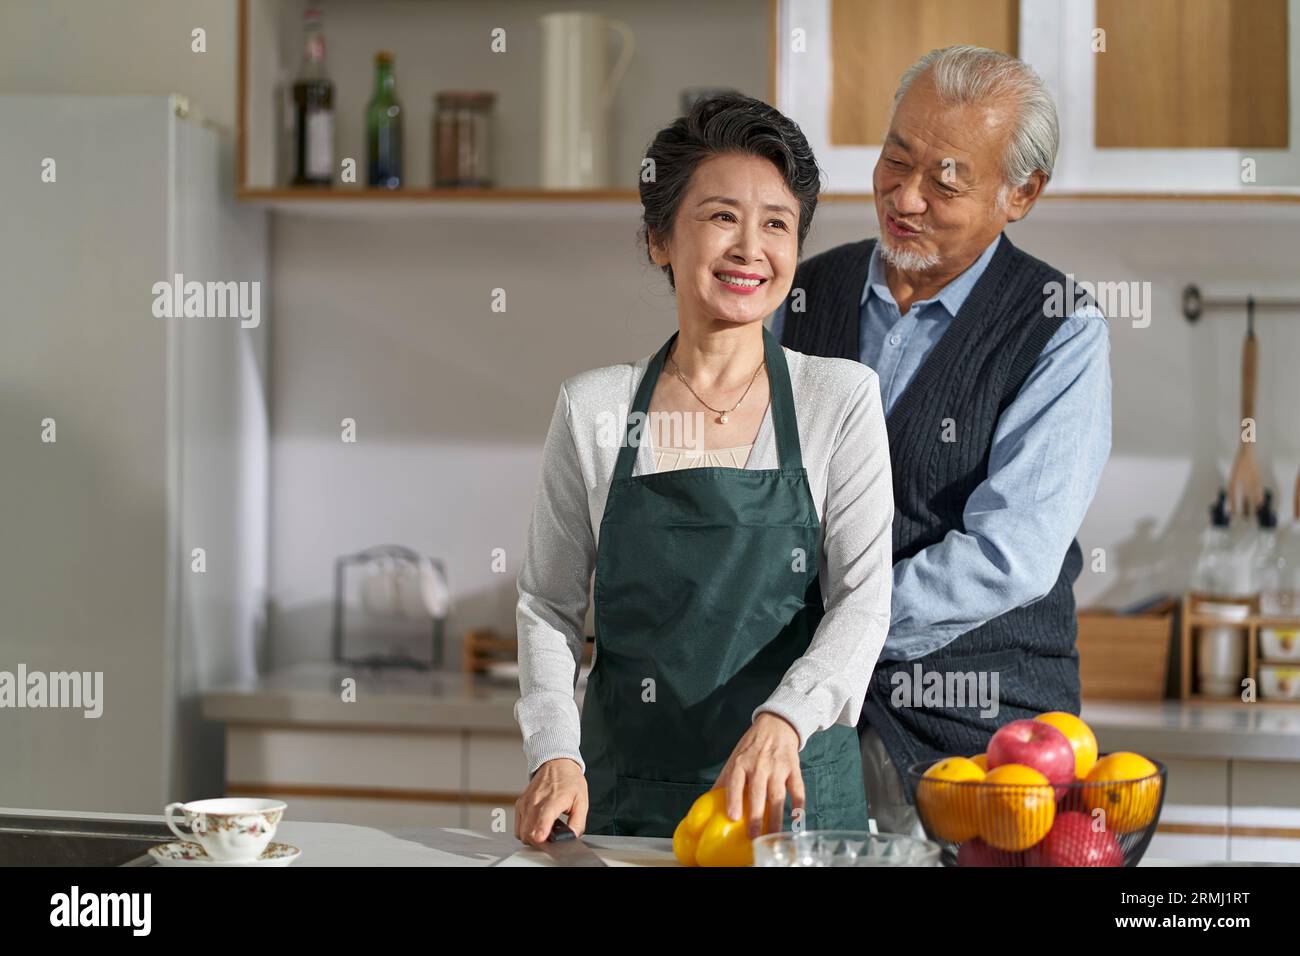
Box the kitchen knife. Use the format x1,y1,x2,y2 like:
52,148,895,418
539,818,608,867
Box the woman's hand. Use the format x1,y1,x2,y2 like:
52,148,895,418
713,713,805,838
514,758,588,847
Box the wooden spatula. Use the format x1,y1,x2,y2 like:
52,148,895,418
1227,298,1263,519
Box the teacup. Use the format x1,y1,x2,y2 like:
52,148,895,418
164,797,286,861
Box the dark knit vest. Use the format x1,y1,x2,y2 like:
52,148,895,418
781,234,1086,788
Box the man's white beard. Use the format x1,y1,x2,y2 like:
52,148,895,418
879,235,941,273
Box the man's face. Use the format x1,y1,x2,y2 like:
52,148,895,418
649,152,800,327
872,71,1025,274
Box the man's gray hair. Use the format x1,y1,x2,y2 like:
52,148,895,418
893,45,1059,200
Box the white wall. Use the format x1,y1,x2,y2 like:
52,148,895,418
264,199,1300,668
0,0,237,129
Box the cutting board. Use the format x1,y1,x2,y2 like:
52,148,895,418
493,834,679,867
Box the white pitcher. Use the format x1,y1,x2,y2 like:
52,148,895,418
539,11,635,188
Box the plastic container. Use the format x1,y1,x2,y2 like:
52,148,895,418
1259,664,1300,700
1260,627,1300,660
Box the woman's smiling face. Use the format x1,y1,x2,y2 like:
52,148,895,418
649,152,800,327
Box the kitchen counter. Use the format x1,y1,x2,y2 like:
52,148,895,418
200,661,525,732
1081,700,1300,761
0,807,1275,866
202,663,1300,763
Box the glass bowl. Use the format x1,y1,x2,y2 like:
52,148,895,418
752,830,941,867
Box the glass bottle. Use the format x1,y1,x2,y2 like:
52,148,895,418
367,52,403,189
1193,490,1235,597
291,8,334,187
1253,490,1281,602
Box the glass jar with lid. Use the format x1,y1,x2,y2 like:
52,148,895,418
433,91,495,188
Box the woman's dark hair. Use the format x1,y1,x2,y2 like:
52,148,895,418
638,92,822,290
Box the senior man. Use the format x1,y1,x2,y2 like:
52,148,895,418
770,45,1111,834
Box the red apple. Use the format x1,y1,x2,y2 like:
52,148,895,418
956,837,1023,867
1026,812,1124,867
988,719,1076,796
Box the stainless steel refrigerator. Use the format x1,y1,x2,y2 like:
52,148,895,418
0,95,269,813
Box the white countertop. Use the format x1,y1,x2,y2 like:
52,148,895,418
0,807,1276,866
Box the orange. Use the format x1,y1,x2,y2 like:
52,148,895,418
977,764,1055,851
916,756,984,843
1035,712,1099,779
1083,752,1161,834
969,753,989,772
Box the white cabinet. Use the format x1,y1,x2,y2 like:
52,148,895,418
1137,753,1300,862
223,724,529,830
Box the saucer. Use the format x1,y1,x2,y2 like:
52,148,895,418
148,840,300,867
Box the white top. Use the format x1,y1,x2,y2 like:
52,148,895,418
514,345,895,775
652,442,756,471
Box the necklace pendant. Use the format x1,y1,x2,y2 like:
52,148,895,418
718,412,729,424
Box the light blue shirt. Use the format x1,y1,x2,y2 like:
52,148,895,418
771,234,1111,661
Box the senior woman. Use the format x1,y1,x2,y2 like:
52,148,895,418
512,93,893,844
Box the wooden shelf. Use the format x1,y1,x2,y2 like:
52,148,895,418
236,187,641,203
1179,593,1300,705
236,186,1300,205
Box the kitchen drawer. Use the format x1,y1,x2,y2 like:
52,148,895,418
250,792,465,828
1147,755,1230,862
1229,760,1300,862
466,732,529,793
226,725,463,790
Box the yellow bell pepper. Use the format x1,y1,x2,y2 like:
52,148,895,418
672,787,769,867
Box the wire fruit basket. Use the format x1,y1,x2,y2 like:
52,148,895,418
906,755,1167,867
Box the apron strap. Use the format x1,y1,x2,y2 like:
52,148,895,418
612,325,804,482
762,324,804,472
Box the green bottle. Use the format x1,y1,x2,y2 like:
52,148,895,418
366,52,403,188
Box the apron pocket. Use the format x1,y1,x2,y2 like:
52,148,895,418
614,774,713,838
798,755,869,831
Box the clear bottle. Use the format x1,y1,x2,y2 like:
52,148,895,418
1190,489,1232,595
1262,504,1300,618
1252,490,1281,602
291,8,334,187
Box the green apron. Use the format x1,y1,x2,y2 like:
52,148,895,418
580,326,868,838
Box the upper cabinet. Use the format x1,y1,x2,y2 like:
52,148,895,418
1093,0,1288,150
776,0,1300,196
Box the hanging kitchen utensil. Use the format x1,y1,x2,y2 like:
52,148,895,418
1226,297,1263,518
1294,466,1300,526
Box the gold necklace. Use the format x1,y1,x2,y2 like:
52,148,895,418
667,348,766,425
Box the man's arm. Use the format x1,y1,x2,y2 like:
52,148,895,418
881,304,1111,661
